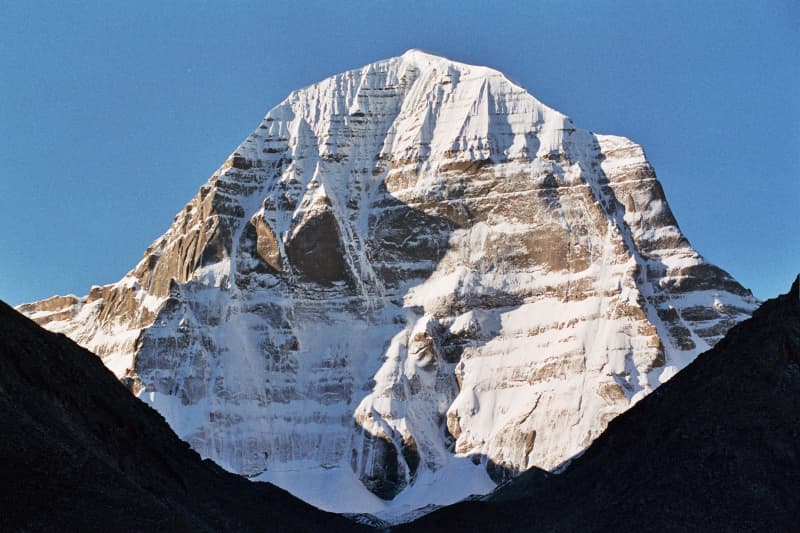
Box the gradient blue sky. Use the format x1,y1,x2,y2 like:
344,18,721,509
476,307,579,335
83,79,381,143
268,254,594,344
1,0,797,305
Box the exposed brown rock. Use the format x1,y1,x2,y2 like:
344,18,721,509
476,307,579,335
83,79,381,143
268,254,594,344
286,208,350,285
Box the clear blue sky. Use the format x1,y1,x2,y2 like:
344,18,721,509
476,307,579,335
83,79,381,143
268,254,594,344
1,0,797,305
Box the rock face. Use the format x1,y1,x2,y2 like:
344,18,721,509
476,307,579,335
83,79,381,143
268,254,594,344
406,277,800,532
19,50,757,516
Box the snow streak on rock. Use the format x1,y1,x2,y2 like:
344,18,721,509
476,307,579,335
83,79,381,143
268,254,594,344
19,50,757,520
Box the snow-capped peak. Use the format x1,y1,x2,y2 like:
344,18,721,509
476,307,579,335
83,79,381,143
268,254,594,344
18,51,757,523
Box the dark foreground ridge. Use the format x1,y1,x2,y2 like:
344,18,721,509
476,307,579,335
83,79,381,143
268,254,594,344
406,276,800,531
0,300,361,532
2,276,797,532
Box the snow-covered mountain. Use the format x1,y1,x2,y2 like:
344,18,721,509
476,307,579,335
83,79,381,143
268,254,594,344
19,50,757,520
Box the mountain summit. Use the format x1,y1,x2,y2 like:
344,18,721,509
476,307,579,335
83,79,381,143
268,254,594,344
20,51,757,519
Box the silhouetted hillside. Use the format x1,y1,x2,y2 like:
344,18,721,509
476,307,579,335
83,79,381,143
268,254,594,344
0,300,360,532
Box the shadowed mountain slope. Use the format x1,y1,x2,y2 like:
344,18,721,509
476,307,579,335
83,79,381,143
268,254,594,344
0,300,361,532
406,276,800,531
